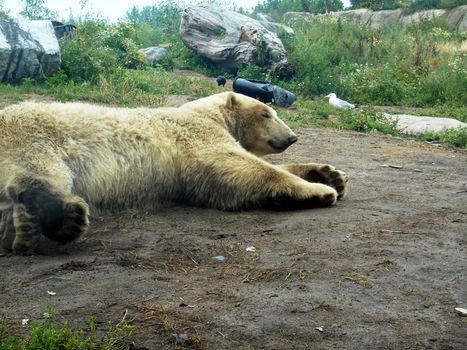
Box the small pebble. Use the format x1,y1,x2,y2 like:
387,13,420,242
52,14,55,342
169,333,188,343
316,326,324,332
246,246,256,252
455,307,467,316
212,255,226,262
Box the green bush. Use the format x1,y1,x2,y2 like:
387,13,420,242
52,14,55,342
60,22,120,83
418,127,467,148
338,109,398,133
237,64,268,80
0,306,135,350
284,18,466,109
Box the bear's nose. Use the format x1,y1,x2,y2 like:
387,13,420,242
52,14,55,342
288,135,298,145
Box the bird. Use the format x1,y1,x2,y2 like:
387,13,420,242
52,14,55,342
325,93,355,110
216,75,227,87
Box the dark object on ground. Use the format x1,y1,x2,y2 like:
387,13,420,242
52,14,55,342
233,77,296,108
51,20,76,40
216,76,227,87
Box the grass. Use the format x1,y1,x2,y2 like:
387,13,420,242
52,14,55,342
1,68,465,148
0,68,219,108
0,305,135,350
278,98,466,148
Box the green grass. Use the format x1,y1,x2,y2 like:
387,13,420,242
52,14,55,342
277,98,466,148
416,127,467,148
1,68,219,108
0,306,135,350
1,68,464,148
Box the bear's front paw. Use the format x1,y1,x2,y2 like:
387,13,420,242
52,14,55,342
11,204,41,255
305,165,348,200
52,197,89,244
265,183,337,210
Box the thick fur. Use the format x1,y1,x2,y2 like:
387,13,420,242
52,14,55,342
0,92,348,254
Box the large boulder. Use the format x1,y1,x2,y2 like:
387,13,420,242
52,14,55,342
0,19,60,83
180,6,294,77
285,5,467,32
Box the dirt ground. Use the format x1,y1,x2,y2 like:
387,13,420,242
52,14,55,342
1,128,466,349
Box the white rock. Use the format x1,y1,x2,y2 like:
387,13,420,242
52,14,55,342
384,113,467,135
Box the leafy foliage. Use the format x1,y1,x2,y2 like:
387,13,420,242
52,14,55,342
19,0,57,19
283,17,467,108
0,305,135,350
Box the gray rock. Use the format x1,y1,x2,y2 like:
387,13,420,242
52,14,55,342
285,5,467,32
255,13,273,22
139,46,168,64
255,12,294,37
0,19,61,83
180,6,294,77
384,113,467,135
445,5,466,32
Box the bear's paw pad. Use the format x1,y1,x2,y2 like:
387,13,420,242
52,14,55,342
306,165,348,199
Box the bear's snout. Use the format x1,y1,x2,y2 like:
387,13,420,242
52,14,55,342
288,135,298,145
268,134,298,152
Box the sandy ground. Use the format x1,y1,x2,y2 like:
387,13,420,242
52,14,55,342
1,128,466,349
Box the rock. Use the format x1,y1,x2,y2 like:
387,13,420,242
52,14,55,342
0,19,61,83
168,333,188,343
180,6,294,77
399,9,446,27
139,46,168,64
384,113,467,135
447,5,467,32
255,13,273,22
255,12,294,37
284,5,467,32
212,255,226,262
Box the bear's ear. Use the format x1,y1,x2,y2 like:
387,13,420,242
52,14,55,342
225,92,239,110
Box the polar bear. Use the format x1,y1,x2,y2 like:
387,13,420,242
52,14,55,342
0,92,348,254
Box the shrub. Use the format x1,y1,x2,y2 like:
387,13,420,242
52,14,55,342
0,305,135,350
284,17,466,109
59,21,120,83
237,64,268,80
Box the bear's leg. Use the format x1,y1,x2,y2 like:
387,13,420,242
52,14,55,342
187,150,339,210
4,174,89,254
280,163,348,199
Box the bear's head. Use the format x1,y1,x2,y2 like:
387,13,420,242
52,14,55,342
224,92,298,156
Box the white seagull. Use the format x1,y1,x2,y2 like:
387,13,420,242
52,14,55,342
325,93,355,110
